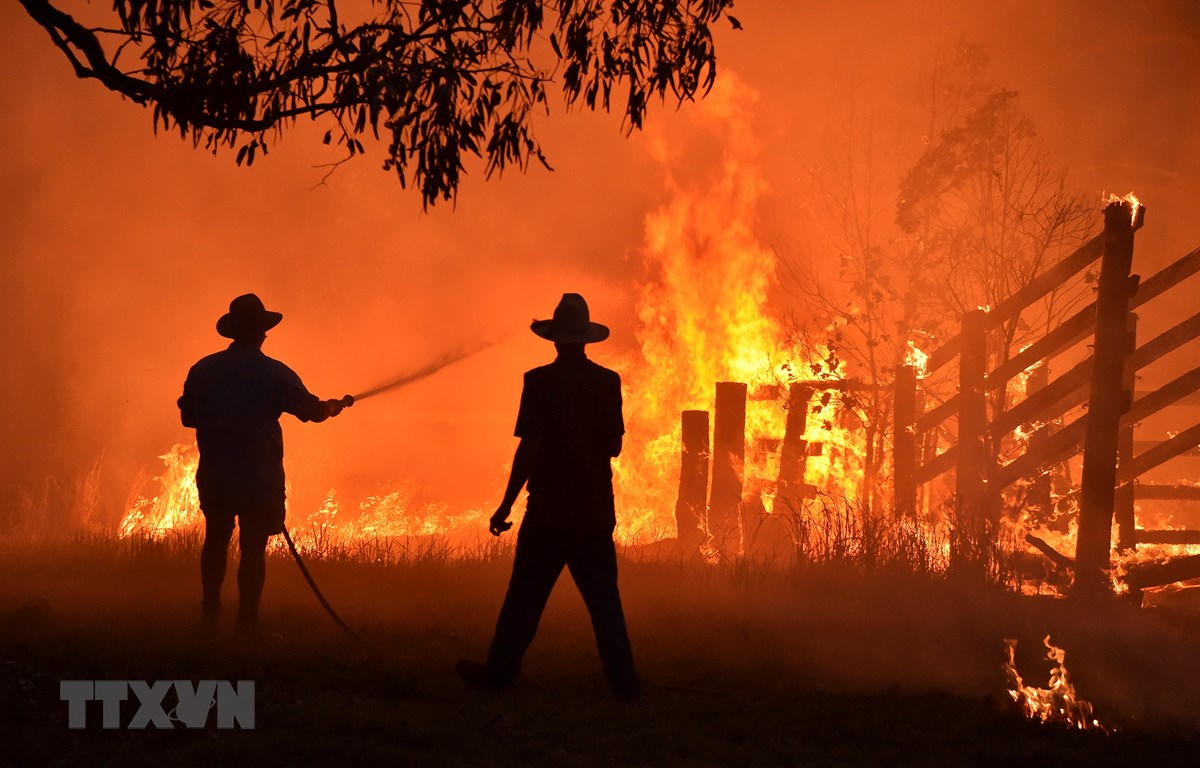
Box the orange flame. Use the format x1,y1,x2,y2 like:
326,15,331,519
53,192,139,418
904,341,929,378
1004,635,1109,732
1103,191,1142,225
614,75,864,544
118,443,489,545
120,77,866,555
119,444,201,537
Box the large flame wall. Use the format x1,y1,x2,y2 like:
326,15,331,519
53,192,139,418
3,2,1200,542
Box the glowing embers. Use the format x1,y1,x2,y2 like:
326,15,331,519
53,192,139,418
1004,635,1109,732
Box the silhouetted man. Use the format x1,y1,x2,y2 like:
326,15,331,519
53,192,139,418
179,293,351,635
457,293,640,701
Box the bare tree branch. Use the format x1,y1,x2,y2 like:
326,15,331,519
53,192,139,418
19,0,735,207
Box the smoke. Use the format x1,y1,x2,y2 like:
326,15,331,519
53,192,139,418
2,1,1198,530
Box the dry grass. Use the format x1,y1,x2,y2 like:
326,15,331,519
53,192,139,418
2,523,1199,766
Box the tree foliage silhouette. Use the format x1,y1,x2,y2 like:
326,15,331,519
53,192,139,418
20,0,736,206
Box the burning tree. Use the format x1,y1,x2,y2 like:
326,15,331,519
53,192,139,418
784,43,1093,541
896,93,1095,365
19,0,736,206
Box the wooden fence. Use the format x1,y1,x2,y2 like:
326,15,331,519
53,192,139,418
675,378,878,558
893,200,1200,595
670,199,1200,596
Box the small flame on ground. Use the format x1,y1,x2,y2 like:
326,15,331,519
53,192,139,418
1004,635,1109,732
120,444,201,537
118,443,489,546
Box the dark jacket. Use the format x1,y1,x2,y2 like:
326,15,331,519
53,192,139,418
515,351,624,530
179,341,331,515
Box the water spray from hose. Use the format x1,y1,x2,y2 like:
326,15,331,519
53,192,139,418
341,340,496,407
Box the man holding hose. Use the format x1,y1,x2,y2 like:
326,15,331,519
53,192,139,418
179,293,352,637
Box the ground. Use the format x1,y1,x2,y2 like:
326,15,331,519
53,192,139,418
1,534,1198,766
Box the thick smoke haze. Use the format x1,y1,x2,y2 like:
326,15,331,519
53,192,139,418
2,0,1198,530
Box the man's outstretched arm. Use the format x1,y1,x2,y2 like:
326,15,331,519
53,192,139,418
490,437,540,536
279,365,352,422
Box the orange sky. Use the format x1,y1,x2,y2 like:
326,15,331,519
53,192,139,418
2,1,1198,529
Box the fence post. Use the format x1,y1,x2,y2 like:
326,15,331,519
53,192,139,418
710,382,748,557
955,309,990,571
1075,202,1139,597
1022,363,1053,521
894,365,918,517
675,409,710,555
1115,308,1140,553
776,383,817,504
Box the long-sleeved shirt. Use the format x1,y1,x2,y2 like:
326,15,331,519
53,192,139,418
178,341,331,513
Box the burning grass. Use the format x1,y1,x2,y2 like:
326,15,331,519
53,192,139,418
1005,636,1108,732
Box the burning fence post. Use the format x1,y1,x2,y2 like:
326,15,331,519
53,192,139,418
709,382,748,555
893,365,918,517
776,383,818,506
1022,363,1054,521
1114,310,1139,554
955,309,992,571
1124,553,1200,592
674,409,710,555
1075,202,1139,598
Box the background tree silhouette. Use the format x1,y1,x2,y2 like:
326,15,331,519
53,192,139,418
19,0,736,206
781,42,1093,513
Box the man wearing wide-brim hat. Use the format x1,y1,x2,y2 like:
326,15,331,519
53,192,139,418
457,293,640,701
179,293,352,636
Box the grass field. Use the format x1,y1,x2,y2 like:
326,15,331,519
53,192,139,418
2,532,1198,766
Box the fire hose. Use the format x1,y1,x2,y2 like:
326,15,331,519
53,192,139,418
281,341,493,653
281,528,404,657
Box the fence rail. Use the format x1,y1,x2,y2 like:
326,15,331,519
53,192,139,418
895,200,1200,596
669,200,1200,594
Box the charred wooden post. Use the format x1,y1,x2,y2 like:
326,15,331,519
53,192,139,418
709,382,748,554
776,383,817,509
1075,202,1139,598
1135,529,1200,546
1128,368,1200,425
1115,310,1139,553
1135,484,1200,501
925,235,1104,374
1022,363,1054,520
1123,554,1200,592
674,409,710,554
1119,424,1200,482
1025,534,1074,573
955,309,991,570
993,357,1093,437
917,389,938,511
913,386,929,514
893,365,918,517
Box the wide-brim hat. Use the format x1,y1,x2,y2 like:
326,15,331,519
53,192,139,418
531,293,609,344
216,293,283,339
